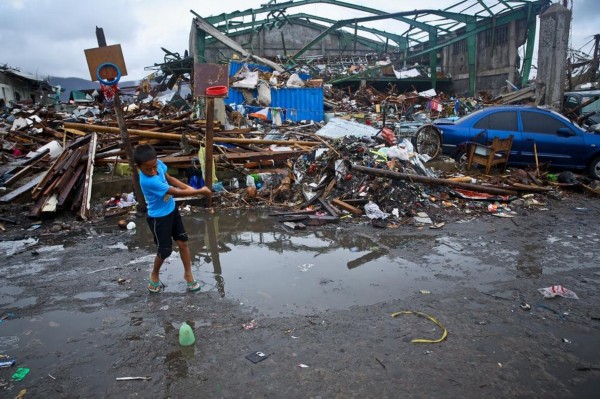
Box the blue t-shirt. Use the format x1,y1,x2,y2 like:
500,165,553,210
139,159,175,217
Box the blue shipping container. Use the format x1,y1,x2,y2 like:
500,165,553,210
226,61,321,121
224,87,323,122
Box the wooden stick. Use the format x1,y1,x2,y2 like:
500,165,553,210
351,164,519,196
533,142,540,177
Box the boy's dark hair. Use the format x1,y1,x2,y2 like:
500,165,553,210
133,144,157,166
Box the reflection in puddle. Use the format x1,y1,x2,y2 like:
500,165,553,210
127,210,593,317
132,211,437,316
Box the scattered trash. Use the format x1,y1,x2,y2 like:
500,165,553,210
116,376,152,381
11,367,30,382
126,221,136,230
520,303,531,311
391,310,448,343
538,285,579,299
419,290,431,295
242,320,258,330
14,389,26,399
562,338,572,344
245,351,269,363
0,359,16,368
297,363,309,368
179,322,196,346
364,201,389,220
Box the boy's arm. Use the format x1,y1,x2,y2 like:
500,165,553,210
165,173,193,190
166,185,211,198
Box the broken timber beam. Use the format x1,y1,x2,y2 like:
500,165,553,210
80,132,97,220
331,198,363,215
61,122,319,147
191,13,284,72
351,164,519,196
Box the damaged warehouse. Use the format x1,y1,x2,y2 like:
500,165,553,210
1,1,600,398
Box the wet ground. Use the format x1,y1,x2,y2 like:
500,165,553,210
1,193,599,398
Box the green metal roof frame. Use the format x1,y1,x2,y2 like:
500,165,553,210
192,0,550,94
202,13,404,55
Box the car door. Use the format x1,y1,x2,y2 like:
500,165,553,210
471,110,522,161
519,110,584,168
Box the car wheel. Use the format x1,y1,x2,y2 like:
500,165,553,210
588,156,600,180
412,124,442,159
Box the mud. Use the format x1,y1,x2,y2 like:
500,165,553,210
1,193,599,398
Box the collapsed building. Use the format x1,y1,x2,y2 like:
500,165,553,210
0,65,54,107
187,0,553,97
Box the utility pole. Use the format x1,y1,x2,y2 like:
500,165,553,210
590,34,600,83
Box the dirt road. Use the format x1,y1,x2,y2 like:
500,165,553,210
1,193,599,398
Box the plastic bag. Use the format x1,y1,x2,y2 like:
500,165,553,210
257,80,271,106
538,285,579,299
286,73,305,88
364,201,389,219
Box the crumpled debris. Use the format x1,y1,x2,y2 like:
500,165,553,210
242,319,258,330
538,285,579,299
364,201,389,219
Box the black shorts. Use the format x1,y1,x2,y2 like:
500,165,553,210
147,208,188,259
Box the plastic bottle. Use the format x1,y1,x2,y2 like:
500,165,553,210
179,322,195,346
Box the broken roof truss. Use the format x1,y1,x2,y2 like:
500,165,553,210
191,0,550,94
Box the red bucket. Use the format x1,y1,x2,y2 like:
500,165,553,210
206,86,228,96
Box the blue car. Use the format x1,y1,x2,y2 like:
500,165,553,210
434,105,600,179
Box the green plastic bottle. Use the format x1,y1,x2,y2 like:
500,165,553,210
179,322,196,346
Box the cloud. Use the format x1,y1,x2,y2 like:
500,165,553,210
0,0,597,81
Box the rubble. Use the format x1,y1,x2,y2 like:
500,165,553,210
0,56,595,236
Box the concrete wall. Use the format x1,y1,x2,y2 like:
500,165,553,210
203,23,378,62
535,4,571,109
441,19,528,96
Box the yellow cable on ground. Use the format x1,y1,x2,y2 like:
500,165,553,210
391,310,448,343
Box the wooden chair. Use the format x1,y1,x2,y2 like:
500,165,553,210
466,135,514,175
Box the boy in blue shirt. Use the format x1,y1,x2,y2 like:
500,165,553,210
133,144,211,293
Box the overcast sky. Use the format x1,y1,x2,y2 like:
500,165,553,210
0,0,598,81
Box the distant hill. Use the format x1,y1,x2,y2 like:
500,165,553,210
48,76,137,102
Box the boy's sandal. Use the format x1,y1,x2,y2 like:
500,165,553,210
148,280,165,293
187,280,202,292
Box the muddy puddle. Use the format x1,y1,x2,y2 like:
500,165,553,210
122,209,565,317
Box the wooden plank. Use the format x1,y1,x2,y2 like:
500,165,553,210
57,164,85,207
3,165,32,187
80,132,97,220
192,15,283,72
318,197,341,217
332,198,363,215
0,173,44,203
305,215,340,226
